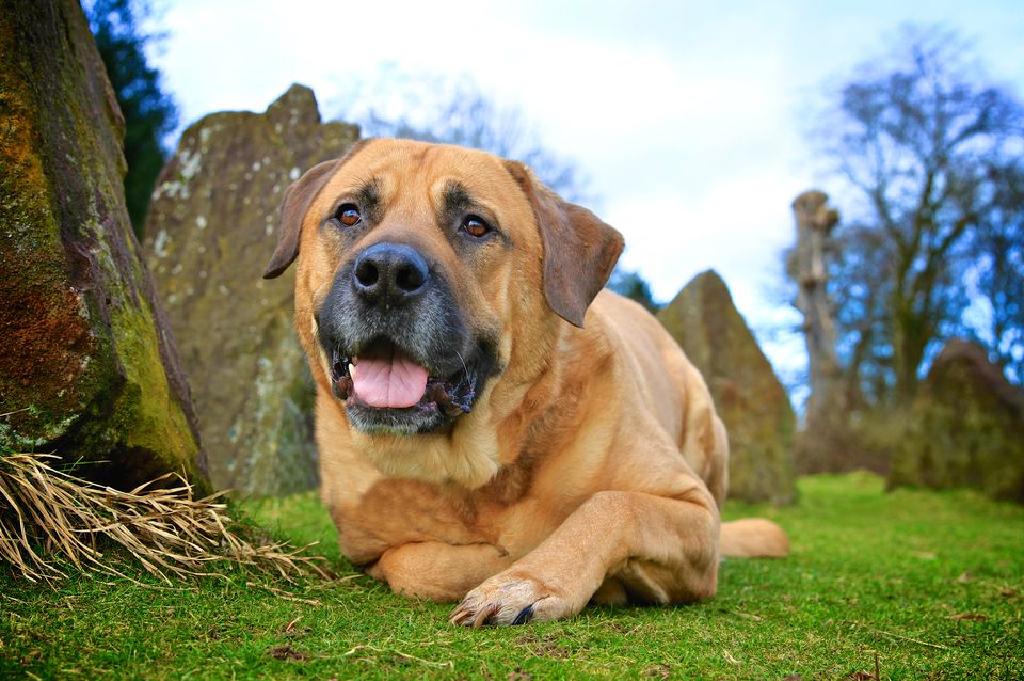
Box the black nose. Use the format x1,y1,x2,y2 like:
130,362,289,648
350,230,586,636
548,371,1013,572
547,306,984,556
352,242,431,304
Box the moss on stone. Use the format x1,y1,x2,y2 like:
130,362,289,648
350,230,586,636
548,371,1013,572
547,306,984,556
0,13,111,446
108,301,204,482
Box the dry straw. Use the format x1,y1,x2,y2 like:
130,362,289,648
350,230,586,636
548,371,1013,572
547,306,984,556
0,453,329,584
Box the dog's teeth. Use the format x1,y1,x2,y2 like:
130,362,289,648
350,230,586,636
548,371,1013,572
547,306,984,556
348,362,358,380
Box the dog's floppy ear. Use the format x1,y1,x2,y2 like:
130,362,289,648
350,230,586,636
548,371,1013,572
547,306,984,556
504,161,624,328
262,140,370,279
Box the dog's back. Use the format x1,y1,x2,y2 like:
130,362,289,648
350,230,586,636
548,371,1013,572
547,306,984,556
589,290,728,501
592,289,788,559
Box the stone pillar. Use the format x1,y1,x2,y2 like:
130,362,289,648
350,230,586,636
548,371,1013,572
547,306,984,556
658,270,797,505
888,340,1024,503
0,0,207,490
144,85,359,495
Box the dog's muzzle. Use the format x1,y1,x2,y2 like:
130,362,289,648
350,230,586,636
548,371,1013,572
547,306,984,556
316,241,497,434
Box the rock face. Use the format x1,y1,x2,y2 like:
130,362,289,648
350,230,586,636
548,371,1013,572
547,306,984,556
888,340,1024,503
144,85,359,495
658,270,797,505
0,0,207,489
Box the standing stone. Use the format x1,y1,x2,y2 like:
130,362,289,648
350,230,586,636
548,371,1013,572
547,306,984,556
0,0,207,490
888,340,1024,503
658,270,797,505
144,85,359,495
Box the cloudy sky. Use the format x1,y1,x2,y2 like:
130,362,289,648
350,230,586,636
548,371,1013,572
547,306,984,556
149,0,1024,394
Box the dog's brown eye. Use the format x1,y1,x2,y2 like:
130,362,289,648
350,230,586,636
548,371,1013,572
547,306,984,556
335,204,361,227
462,216,491,238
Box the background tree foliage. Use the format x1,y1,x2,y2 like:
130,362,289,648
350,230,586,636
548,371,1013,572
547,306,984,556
607,268,660,312
810,26,1023,405
86,0,178,238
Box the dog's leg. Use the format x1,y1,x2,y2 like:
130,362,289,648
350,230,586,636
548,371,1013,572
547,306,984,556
450,483,719,626
370,541,513,602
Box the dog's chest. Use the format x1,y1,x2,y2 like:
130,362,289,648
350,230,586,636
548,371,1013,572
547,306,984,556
332,477,488,562
332,458,540,563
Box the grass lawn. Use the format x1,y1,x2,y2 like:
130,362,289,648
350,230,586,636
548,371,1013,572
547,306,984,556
1,472,1021,680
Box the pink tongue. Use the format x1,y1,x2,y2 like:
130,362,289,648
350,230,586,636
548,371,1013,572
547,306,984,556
351,355,429,408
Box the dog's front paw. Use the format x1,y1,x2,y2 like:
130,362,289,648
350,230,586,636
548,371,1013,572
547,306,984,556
449,571,575,627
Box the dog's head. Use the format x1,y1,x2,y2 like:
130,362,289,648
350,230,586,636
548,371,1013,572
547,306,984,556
264,139,623,437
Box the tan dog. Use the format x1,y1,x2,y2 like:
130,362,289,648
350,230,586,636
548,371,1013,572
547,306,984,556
263,139,788,626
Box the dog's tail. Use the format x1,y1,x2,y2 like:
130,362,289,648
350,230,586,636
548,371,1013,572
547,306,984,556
720,519,789,558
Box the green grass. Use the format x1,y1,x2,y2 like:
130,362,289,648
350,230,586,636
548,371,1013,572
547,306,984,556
2,473,1022,680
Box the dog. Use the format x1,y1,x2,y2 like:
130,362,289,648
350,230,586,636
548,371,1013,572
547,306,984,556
263,138,788,626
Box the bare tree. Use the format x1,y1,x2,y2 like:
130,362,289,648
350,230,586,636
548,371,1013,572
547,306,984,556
974,161,1024,381
812,25,1024,400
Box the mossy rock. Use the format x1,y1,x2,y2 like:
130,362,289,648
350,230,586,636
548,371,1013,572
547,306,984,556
658,270,797,505
888,340,1024,503
143,85,359,495
0,0,206,490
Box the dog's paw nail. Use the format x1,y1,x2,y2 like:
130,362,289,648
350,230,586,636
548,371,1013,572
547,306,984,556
449,603,476,626
511,604,534,625
472,602,498,628
450,599,500,628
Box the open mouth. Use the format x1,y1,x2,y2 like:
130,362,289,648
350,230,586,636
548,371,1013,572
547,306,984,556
329,337,478,418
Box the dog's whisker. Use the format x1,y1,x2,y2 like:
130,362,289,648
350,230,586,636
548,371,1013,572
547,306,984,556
455,349,469,378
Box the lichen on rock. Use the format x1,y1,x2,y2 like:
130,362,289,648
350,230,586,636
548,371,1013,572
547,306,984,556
144,84,359,495
0,0,206,491
658,270,798,505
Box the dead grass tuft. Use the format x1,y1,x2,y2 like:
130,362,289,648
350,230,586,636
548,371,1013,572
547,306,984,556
0,453,329,583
